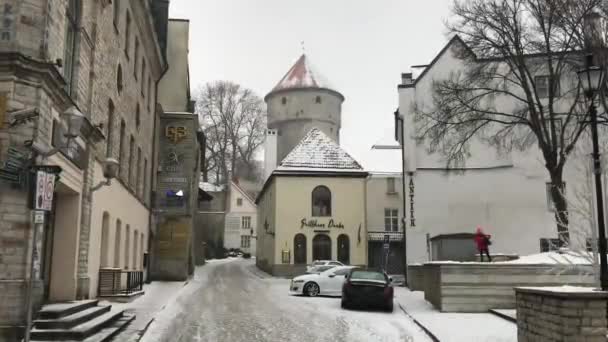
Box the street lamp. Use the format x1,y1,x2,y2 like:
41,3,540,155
394,110,408,287
577,54,608,291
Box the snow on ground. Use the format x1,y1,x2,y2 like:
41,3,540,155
517,285,600,293
499,251,592,265
140,258,432,342
394,288,517,342
139,258,233,342
267,277,431,342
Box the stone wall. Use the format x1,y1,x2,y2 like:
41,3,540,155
421,263,595,312
516,287,608,342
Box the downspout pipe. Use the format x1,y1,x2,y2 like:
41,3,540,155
147,62,169,282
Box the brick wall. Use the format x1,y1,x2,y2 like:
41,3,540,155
516,287,608,342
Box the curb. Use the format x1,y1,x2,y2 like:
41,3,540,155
488,309,517,323
398,303,440,342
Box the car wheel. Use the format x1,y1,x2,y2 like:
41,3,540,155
341,299,349,309
304,282,320,297
385,301,394,313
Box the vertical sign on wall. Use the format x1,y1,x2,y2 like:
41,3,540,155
409,177,415,227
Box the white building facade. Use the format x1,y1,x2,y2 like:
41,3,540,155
224,181,257,254
393,36,597,264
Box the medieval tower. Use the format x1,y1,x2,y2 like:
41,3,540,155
264,54,344,177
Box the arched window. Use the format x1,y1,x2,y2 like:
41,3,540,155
124,225,130,269
312,186,331,217
135,103,140,129
337,234,350,264
313,234,331,261
114,219,122,268
106,100,115,157
294,234,307,264
64,0,81,94
133,229,138,270
117,64,123,93
100,212,110,267
315,96,322,104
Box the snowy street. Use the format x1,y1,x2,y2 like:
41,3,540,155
141,258,431,342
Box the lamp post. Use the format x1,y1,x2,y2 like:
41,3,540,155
394,110,408,287
577,54,608,291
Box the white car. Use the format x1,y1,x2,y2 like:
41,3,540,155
306,260,344,272
290,266,354,297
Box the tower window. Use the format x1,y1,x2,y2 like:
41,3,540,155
315,96,321,104
281,97,287,105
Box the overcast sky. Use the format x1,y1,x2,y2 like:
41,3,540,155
168,0,454,161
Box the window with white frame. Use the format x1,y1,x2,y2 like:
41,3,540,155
242,216,251,229
384,208,399,232
535,75,561,98
387,178,397,194
241,235,251,248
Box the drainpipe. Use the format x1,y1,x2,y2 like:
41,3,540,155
147,63,169,282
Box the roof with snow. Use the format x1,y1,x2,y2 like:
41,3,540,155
270,54,338,94
276,128,364,172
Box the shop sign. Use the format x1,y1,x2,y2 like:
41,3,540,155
409,177,416,227
300,218,345,229
165,125,187,144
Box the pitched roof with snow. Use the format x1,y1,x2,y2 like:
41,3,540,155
270,54,338,94
276,128,364,172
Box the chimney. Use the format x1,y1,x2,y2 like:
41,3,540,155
401,73,413,86
263,129,278,181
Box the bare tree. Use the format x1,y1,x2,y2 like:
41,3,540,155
414,0,605,240
196,81,266,184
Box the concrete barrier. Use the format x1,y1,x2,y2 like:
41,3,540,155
422,263,594,312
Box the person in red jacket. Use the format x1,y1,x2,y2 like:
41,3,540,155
474,226,492,262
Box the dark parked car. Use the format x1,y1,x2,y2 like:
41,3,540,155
341,268,393,312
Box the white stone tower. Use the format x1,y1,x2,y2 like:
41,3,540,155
264,54,344,165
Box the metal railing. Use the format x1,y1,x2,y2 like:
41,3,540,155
98,268,143,296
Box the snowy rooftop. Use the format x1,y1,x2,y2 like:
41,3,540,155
271,54,336,93
199,182,225,192
277,128,364,172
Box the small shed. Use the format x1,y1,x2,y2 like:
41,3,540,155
430,233,477,261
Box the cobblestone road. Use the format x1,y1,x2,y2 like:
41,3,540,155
142,259,430,342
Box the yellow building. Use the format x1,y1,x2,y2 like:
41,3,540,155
256,128,368,276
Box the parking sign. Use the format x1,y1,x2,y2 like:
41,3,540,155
34,171,55,211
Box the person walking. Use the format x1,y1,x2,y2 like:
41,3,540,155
474,226,492,262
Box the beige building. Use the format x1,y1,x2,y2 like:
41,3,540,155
0,0,168,339
256,128,368,276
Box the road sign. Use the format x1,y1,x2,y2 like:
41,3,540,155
383,234,390,250
34,171,55,211
33,211,45,224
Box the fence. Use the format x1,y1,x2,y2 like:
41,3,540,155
98,268,143,296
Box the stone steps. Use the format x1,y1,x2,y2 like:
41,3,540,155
34,306,111,330
29,299,135,341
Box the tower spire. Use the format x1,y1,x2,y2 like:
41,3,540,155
301,41,305,54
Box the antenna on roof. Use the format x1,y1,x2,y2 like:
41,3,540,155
301,41,306,54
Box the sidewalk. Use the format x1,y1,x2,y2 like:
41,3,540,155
100,279,190,342
394,288,517,342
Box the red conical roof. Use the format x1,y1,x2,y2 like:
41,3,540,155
271,54,335,93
